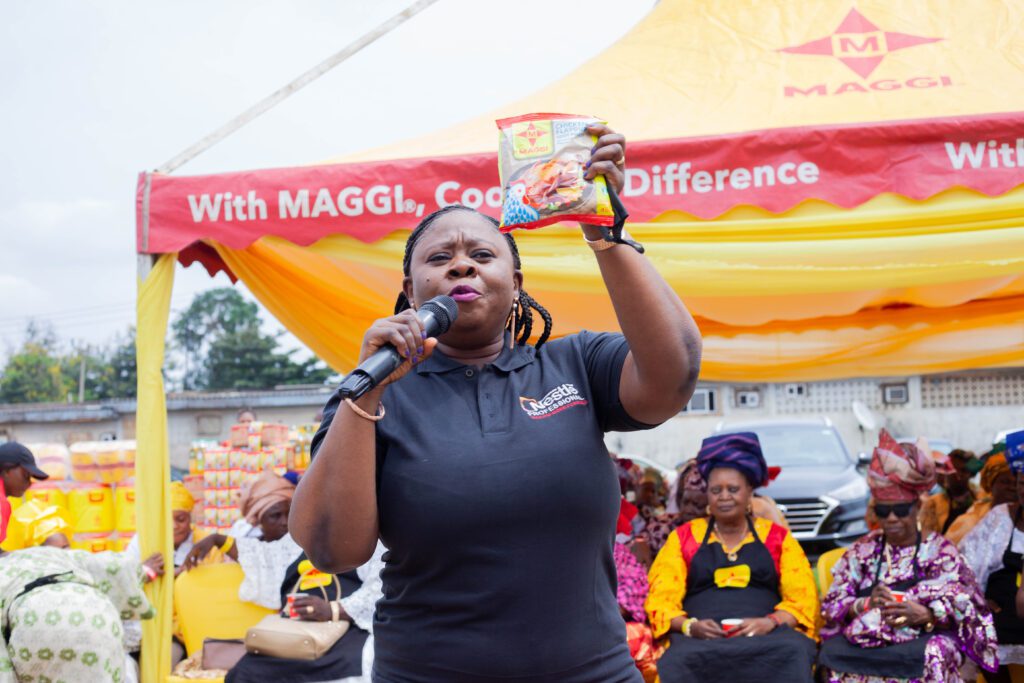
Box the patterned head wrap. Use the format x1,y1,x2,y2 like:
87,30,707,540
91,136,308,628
170,481,196,513
680,459,708,495
14,499,70,547
980,454,1011,494
868,429,936,502
696,433,768,488
239,471,295,525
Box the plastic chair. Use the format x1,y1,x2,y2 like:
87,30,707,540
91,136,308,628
816,547,846,596
169,561,275,683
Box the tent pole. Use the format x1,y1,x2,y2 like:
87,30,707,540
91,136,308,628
155,0,440,175
137,253,155,283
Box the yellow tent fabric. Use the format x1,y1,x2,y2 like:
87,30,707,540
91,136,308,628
335,0,1024,162
137,253,176,682
210,184,1024,381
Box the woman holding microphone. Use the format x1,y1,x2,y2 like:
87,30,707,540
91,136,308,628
290,126,702,683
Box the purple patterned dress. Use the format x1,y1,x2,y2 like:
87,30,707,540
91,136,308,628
820,530,998,683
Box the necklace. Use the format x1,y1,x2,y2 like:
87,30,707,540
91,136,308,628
714,522,745,562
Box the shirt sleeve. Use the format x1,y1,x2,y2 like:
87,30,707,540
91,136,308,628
236,534,303,610
310,390,342,459
645,528,688,638
774,530,819,637
341,542,385,633
574,330,658,433
958,504,1010,592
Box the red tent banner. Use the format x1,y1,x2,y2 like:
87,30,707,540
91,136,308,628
138,111,1024,254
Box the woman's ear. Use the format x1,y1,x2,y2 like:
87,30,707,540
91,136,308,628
402,276,415,308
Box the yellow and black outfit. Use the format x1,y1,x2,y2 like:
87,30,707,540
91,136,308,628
646,516,818,682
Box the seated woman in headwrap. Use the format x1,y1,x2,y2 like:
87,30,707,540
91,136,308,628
184,471,383,683
640,460,789,558
0,501,160,683
123,481,198,663
819,430,998,683
646,433,818,683
919,449,977,537
946,452,1015,546
125,481,196,574
958,453,1024,683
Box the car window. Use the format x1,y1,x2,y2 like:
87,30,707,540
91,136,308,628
724,426,849,468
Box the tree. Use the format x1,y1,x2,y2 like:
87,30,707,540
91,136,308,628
173,287,332,391
172,288,260,390
0,322,67,403
204,328,332,390
59,343,107,402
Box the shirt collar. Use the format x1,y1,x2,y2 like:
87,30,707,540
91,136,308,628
416,335,535,375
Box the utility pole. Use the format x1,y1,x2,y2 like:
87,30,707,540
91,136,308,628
78,357,86,403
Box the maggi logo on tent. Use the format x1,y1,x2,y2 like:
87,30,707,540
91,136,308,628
831,32,886,59
780,8,941,80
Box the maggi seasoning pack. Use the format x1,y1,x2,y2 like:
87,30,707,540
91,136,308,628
497,113,614,231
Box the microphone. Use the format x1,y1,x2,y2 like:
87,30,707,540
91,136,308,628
337,295,459,400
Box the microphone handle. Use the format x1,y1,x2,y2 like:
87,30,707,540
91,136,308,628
336,296,457,401
338,348,403,400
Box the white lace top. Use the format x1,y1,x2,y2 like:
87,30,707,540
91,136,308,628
235,533,385,634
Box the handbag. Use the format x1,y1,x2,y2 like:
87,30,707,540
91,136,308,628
200,638,247,671
244,571,349,661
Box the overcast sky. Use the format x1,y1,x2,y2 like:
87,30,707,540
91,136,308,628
0,0,655,361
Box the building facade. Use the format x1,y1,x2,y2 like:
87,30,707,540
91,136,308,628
0,387,333,470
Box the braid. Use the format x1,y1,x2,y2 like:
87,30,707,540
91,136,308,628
396,205,554,349
518,291,552,348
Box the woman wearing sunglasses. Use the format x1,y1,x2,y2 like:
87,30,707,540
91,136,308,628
818,430,997,683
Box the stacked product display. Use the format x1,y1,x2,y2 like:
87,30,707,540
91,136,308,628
186,421,318,540
3,441,137,552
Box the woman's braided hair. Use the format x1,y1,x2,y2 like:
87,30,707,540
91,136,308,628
394,205,553,349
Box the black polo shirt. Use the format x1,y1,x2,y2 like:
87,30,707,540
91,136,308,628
312,331,654,683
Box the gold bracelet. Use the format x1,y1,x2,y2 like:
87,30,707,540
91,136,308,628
220,535,235,554
682,617,697,637
584,234,620,252
344,398,386,422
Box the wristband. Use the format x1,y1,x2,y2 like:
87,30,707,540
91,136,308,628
345,398,386,422
767,613,783,630
221,535,235,554
681,617,697,637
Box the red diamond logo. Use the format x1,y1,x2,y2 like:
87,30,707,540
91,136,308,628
780,8,941,79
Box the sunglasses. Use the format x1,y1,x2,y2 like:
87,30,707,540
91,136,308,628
873,502,914,518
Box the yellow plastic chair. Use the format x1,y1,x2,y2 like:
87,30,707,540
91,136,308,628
816,547,846,596
168,562,275,682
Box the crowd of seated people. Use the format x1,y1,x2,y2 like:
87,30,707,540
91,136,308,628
612,429,1024,683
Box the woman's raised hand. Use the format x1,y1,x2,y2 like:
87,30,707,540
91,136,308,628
359,310,439,387
583,123,626,195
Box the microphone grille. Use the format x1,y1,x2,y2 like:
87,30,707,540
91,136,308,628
420,295,459,334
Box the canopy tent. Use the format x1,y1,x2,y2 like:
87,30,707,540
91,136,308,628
134,0,1024,677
